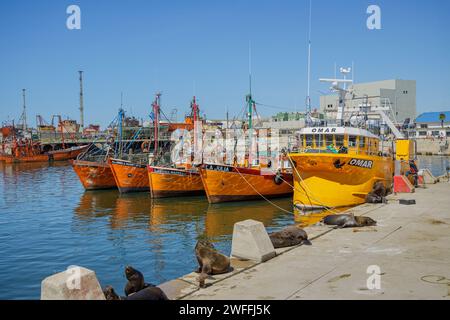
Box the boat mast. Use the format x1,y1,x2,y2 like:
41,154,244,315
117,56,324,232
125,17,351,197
246,41,255,167
79,71,84,134
305,0,312,125
21,89,27,132
117,108,124,158
191,96,199,162
152,93,161,159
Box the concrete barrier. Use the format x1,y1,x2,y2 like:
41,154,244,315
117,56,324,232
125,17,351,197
41,266,105,300
231,219,276,263
419,169,438,184
394,175,415,193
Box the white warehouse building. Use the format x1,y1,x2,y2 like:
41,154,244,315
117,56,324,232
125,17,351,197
320,79,416,124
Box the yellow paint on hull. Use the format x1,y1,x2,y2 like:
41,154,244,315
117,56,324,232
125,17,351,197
289,153,394,209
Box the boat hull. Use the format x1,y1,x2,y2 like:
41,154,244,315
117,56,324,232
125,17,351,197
289,153,394,210
0,154,49,163
199,164,293,204
147,166,205,198
71,160,117,190
48,145,89,161
0,145,88,163
109,159,150,193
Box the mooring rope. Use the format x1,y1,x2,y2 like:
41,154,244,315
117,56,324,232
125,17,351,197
233,166,295,215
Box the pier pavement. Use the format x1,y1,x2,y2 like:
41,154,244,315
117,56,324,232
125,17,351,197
159,179,450,300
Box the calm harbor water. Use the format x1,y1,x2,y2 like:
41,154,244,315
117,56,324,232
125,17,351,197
0,161,295,299
0,156,448,299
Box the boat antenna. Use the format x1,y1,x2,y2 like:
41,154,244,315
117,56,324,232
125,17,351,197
305,0,312,124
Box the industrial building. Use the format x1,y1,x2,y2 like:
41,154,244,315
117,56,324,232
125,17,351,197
320,79,416,124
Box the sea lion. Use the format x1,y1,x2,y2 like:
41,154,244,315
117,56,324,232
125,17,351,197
269,225,312,248
323,214,377,228
195,240,232,288
354,216,377,227
124,265,155,296
104,285,169,300
365,181,388,204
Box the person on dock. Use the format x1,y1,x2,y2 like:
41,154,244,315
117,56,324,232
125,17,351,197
406,159,419,187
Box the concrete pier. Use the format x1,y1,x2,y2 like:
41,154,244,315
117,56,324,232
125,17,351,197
160,180,450,300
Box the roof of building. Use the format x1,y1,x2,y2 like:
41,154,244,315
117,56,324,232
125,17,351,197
415,111,450,123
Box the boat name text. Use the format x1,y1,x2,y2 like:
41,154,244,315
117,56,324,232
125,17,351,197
348,158,373,169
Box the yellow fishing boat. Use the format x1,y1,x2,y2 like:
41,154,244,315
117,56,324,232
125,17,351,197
289,126,394,211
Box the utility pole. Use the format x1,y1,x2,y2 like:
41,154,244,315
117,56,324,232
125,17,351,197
79,71,84,133
21,89,27,131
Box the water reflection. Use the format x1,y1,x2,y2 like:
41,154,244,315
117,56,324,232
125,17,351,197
74,192,294,239
205,200,294,239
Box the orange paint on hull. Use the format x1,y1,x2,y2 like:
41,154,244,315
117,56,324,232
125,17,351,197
71,160,117,190
109,159,150,193
199,164,293,204
147,166,205,198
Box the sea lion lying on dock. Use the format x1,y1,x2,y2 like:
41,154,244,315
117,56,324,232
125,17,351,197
323,214,377,228
195,240,232,288
124,265,155,296
104,285,169,300
269,225,312,248
365,181,387,204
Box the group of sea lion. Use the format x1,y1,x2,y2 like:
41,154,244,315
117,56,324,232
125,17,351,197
104,183,385,296
193,226,312,288
103,265,169,300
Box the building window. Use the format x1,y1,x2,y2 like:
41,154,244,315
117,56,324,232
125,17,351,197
418,131,427,136
402,90,408,94
432,131,440,136
446,131,450,137
420,124,428,129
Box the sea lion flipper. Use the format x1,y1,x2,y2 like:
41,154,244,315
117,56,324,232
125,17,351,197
302,239,312,246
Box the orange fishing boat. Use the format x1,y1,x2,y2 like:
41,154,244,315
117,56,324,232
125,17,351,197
199,89,293,203
72,158,117,190
147,166,204,198
199,164,293,203
109,158,149,193
147,95,206,198
0,140,88,163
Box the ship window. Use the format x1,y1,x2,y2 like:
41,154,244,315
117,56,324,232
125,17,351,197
325,135,334,146
314,135,322,148
305,135,313,147
349,136,357,147
359,137,366,148
335,135,344,147
297,134,304,148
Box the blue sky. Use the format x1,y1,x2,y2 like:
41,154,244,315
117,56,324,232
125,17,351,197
0,0,449,127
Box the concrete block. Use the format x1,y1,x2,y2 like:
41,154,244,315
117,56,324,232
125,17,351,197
419,169,437,184
41,266,105,300
231,219,276,263
394,175,415,193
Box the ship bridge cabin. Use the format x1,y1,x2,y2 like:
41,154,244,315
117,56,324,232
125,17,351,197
290,127,390,157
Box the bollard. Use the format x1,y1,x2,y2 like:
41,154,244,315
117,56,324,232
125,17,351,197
231,219,276,263
41,266,105,300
